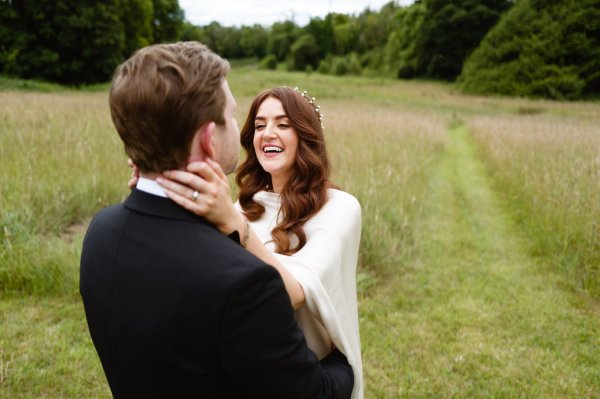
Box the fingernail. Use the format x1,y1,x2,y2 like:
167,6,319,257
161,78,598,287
156,177,163,184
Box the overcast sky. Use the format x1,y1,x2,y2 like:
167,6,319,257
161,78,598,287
180,0,415,27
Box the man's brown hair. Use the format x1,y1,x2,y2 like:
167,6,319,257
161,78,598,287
109,41,230,172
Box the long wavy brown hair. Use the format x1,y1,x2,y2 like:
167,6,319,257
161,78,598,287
236,87,335,255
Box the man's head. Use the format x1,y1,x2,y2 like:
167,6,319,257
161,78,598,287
109,41,239,174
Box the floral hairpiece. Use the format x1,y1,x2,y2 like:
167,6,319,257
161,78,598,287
289,86,325,130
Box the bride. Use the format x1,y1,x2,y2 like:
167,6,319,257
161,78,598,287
141,86,363,398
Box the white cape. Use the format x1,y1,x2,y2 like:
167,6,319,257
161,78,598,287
241,189,364,399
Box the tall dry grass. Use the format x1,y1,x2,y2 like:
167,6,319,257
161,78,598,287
322,100,447,284
0,73,449,397
0,73,448,296
469,113,600,297
0,91,129,295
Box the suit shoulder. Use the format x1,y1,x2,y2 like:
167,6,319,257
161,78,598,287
90,203,127,224
84,203,128,235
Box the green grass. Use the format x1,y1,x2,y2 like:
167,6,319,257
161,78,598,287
0,296,111,398
0,76,110,92
469,113,600,298
0,76,70,92
0,91,129,295
1,68,600,397
360,123,600,397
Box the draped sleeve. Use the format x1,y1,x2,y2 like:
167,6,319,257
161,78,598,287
270,189,364,399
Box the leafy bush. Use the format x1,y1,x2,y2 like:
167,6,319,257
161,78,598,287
347,52,362,75
259,54,278,70
459,0,600,99
359,48,385,76
317,55,332,74
333,57,349,76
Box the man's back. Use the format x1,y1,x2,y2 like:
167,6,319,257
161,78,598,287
80,189,353,398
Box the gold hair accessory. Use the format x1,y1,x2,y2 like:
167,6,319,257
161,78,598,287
289,86,325,130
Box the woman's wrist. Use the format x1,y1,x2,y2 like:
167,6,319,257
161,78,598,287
223,212,249,248
218,210,245,236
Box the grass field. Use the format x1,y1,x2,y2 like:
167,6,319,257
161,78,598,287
1,66,599,397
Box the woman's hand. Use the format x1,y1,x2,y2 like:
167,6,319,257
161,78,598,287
160,159,306,309
127,159,139,189
157,159,244,235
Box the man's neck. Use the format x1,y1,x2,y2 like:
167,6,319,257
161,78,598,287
140,172,161,180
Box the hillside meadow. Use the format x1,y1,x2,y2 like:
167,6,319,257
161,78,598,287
1,67,599,397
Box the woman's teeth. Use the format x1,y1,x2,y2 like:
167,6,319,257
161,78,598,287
264,146,283,153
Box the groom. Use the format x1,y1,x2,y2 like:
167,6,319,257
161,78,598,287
80,42,353,398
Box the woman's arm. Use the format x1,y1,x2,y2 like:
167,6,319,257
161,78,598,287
156,159,305,309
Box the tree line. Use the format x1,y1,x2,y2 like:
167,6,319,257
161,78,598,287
183,0,512,82
1,0,598,99
0,0,184,85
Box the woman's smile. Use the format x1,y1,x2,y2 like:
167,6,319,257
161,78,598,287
262,145,284,156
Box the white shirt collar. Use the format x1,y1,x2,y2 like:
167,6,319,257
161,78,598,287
136,177,168,198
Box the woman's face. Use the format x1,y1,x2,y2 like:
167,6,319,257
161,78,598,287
253,97,299,188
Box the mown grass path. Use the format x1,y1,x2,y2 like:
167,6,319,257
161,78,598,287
361,123,600,398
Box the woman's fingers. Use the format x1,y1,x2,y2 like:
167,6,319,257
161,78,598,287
162,186,209,215
157,174,208,200
158,161,235,232
206,158,228,181
161,169,200,186
186,161,218,182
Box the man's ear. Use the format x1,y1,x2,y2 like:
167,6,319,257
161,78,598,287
190,122,216,162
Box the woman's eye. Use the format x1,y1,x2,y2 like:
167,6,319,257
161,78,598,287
279,124,289,128
255,124,265,130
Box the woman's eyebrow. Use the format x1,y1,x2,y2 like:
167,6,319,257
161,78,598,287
255,114,288,121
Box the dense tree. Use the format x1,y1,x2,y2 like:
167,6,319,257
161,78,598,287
2,0,596,100
304,15,335,59
412,0,513,80
356,2,398,53
152,0,184,43
180,21,208,43
459,0,600,99
385,2,427,78
289,34,319,71
267,21,299,61
118,0,153,57
0,0,187,84
0,0,124,85
332,14,357,55
240,25,268,59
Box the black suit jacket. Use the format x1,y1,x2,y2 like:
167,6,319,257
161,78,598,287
80,189,353,398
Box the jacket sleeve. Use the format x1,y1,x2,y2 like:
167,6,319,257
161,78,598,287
220,264,354,399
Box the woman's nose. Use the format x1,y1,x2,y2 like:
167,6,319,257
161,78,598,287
263,122,277,138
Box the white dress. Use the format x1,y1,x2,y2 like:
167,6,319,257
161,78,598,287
237,188,364,399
